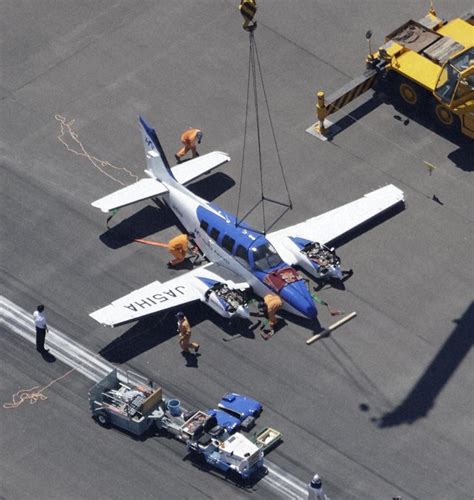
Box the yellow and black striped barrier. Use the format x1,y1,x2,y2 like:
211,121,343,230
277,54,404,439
314,69,378,136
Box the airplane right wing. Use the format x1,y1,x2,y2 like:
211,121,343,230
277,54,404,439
90,263,250,327
266,184,405,265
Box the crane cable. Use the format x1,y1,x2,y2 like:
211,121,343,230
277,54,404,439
236,31,292,235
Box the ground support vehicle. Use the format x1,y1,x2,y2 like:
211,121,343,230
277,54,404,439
217,392,262,431
314,8,474,138
88,370,265,479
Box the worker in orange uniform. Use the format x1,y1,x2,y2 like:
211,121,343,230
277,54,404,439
175,128,203,163
261,293,283,339
176,312,200,354
167,233,192,268
239,0,257,31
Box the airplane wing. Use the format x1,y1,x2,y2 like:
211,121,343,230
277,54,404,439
90,263,250,327
91,151,229,214
171,151,230,185
91,178,168,213
266,184,405,264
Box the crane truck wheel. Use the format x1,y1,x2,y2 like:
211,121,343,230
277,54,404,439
434,104,455,127
399,83,418,105
95,412,110,427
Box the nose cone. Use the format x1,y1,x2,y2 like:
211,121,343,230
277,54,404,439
236,305,250,319
280,281,317,319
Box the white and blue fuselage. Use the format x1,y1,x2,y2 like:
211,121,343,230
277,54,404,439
149,139,317,320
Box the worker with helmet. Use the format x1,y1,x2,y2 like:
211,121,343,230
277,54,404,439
260,293,283,339
175,128,203,163
176,312,200,354
167,233,193,267
307,473,328,500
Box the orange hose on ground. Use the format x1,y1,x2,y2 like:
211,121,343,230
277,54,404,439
133,238,169,248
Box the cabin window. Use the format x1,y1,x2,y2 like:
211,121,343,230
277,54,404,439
222,235,235,253
200,220,209,232
235,244,251,270
210,228,220,241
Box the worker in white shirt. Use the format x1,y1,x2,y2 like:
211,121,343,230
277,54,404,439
33,304,48,354
307,474,328,500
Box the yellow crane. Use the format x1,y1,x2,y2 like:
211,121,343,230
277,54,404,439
314,6,474,139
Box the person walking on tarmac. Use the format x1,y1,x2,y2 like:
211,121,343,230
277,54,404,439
175,128,203,163
167,233,197,268
176,312,200,354
306,473,328,500
260,293,283,340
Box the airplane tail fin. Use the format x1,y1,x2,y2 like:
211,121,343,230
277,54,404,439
139,116,176,182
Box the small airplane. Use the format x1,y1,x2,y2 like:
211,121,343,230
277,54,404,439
89,117,404,327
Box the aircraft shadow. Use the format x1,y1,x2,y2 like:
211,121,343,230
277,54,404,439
377,302,474,428
99,172,236,249
99,205,175,249
186,171,235,201
328,201,405,249
99,312,178,364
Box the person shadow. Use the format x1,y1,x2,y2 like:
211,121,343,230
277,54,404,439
41,351,56,363
181,351,199,368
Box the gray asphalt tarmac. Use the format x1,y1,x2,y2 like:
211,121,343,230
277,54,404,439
1,1,473,499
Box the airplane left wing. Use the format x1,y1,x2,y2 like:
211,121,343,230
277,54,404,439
90,263,250,327
266,184,405,265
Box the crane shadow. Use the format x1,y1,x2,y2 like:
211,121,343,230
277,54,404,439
99,172,236,249
377,302,474,428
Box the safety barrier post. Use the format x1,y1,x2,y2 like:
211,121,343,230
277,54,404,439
314,91,329,136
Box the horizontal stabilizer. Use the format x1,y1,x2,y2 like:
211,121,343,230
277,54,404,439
91,179,169,213
172,152,230,185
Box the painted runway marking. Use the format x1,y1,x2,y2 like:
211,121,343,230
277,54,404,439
55,114,139,186
0,295,308,498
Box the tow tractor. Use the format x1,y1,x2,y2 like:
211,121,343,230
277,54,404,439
88,370,268,480
313,7,474,138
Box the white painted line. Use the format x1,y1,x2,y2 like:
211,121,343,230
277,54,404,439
266,462,308,496
0,295,308,498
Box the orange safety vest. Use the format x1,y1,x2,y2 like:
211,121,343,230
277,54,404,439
181,128,201,146
264,294,283,313
168,234,189,252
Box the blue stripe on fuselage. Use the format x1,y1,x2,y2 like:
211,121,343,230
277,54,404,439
196,205,318,319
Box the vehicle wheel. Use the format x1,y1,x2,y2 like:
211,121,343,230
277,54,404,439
95,412,110,427
432,103,461,136
399,82,418,105
435,104,455,126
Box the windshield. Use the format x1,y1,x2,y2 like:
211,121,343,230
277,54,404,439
435,62,459,103
250,242,283,271
435,48,474,103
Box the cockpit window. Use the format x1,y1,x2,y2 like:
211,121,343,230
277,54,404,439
251,243,283,271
